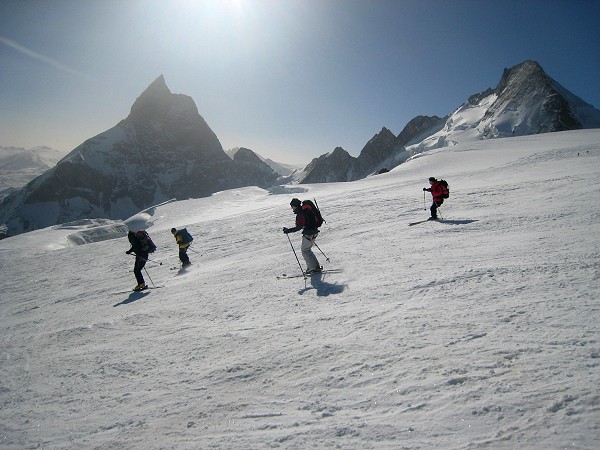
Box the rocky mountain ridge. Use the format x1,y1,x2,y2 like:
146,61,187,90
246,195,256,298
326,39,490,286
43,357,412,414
296,60,600,183
2,60,600,238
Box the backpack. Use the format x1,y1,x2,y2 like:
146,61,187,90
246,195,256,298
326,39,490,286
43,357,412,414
439,179,450,199
136,230,156,253
178,228,193,245
301,199,324,228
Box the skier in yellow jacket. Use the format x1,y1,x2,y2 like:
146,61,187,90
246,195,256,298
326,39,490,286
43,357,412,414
171,228,192,267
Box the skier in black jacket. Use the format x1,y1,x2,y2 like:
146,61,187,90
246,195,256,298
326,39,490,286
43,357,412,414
126,231,148,291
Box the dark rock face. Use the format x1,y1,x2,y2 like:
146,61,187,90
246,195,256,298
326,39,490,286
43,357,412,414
356,128,397,175
231,148,279,188
301,147,358,184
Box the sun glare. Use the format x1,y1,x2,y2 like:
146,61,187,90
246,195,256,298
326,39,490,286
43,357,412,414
222,0,245,15
176,0,247,21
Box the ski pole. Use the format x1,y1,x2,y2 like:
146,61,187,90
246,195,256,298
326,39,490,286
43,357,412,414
424,191,427,210
145,259,163,267
143,267,156,287
287,234,305,276
311,198,329,260
312,240,330,262
128,253,162,266
187,244,200,254
313,198,327,224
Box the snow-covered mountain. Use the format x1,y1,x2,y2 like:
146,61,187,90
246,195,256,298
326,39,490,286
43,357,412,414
407,60,600,155
298,60,600,183
0,76,278,238
4,60,599,237
1,129,599,448
0,145,64,198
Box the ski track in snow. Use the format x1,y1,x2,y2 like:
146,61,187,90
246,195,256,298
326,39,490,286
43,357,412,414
1,130,599,449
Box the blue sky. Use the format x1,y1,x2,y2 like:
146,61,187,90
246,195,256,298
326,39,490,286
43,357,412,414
1,0,599,165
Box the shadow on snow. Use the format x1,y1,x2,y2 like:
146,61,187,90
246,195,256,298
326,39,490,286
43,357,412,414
440,219,478,225
113,291,150,307
298,273,347,297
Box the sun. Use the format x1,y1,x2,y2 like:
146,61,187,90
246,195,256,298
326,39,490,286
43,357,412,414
176,0,248,20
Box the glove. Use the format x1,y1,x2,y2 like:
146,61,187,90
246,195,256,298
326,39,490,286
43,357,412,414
423,187,427,191
126,250,132,254
283,227,289,234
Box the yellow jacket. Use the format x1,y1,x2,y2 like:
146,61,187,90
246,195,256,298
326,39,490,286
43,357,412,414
174,232,190,249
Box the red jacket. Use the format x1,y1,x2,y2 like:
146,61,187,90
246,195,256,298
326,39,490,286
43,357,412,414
427,181,445,203
286,208,319,235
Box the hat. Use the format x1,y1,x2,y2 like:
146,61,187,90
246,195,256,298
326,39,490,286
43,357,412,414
428,177,436,182
290,198,301,208
171,228,177,234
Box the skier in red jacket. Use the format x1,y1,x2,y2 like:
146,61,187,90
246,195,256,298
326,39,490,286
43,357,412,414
283,198,321,274
423,177,445,220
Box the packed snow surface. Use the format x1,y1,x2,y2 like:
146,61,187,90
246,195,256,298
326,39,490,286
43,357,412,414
1,130,599,449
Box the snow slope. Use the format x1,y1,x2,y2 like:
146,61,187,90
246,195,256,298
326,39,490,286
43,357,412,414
1,130,599,449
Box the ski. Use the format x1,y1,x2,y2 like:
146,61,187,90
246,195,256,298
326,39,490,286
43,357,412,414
112,285,165,295
409,219,438,226
277,269,343,279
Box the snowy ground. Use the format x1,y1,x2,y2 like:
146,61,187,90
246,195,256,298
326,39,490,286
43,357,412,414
1,129,599,449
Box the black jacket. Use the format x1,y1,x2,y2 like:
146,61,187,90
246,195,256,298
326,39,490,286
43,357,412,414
127,232,149,259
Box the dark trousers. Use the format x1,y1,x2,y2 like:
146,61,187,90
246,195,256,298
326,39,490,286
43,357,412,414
179,247,190,265
134,256,147,285
431,199,444,218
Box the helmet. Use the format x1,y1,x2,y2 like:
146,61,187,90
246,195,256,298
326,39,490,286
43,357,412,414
171,228,177,234
428,177,436,182
290,198,301,208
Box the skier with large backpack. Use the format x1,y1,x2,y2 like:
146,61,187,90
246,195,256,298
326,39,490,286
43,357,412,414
125,229,156,291
171,227,193,267
283,198,324,275
423,177,449,220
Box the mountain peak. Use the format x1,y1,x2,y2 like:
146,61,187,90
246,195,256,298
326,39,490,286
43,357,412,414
497,59,547,95
128,75,177,123
153,74,166,84
138,74,171,98
233,147,262,163
510,59,544,74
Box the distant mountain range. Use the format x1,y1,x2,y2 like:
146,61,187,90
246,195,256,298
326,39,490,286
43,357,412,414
293,60,600,183
0,146,64,198
2,60,599,238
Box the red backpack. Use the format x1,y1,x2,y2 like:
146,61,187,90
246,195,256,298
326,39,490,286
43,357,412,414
301,200,324,228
